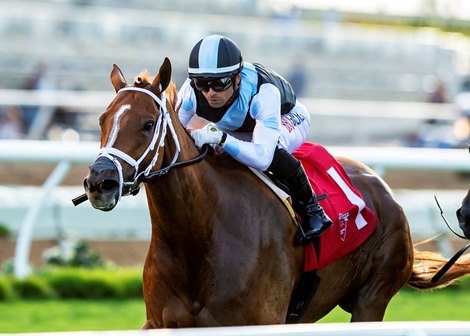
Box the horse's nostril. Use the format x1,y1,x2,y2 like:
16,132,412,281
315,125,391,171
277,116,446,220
100,179,119,192
84,177,97,192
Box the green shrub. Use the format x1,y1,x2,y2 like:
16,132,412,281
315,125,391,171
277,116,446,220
1,260,14,275
44,268,141,299
79,274,122,299
0,267,143,300
116,270,143,298
12,276,55,299
0,277,13,300
44,241,105,268
45,269,90,298
0,223,11,239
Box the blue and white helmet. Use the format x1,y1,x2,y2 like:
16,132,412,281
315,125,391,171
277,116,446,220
188,35,243,79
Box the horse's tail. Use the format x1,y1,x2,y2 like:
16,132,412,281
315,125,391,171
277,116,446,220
407,248,470,289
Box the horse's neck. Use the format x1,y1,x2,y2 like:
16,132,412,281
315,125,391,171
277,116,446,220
143,156,217,253
145,114,215,224
147,144,213,204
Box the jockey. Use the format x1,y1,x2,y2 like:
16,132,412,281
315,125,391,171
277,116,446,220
177,34,332,243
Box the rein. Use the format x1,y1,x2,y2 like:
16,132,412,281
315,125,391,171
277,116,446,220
431,242,470,283
72,86,210,207
431,196,470,283
140,144,211,181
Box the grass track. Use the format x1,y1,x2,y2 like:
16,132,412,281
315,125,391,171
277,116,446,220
0,290,469,332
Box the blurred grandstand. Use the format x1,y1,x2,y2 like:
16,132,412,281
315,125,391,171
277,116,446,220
3,1,470,270
0,0,470,144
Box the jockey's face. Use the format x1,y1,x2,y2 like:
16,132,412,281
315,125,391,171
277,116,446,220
200,74,241,109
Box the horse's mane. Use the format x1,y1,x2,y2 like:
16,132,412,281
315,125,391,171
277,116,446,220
133,70,177,111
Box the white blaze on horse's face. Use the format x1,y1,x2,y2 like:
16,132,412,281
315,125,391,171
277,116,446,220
90,87,179,207
105,104,131,147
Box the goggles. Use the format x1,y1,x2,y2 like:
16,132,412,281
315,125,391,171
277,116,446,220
192,76,233,92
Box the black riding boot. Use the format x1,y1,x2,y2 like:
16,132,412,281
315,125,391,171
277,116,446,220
286,162,333,243
266,147,332,244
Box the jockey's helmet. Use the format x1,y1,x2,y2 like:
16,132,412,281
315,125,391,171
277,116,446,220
188,35,243,79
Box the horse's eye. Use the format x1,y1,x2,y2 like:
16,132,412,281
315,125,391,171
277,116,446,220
142,120,154,132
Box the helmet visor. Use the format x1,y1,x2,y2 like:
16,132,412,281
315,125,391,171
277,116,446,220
192,76,233,92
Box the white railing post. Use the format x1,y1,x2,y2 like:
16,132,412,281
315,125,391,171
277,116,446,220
13,160,71,278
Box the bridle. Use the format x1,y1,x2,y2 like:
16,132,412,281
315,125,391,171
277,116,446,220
96,86,180,202
72,86,209,207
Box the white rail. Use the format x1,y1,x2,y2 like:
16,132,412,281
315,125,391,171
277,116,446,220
1,140,470,278
0,88,457,144
1,140,469,169
1,321,470,336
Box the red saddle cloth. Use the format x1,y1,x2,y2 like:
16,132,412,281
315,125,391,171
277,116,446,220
293,142,377,272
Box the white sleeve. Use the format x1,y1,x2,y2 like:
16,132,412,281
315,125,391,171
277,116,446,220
222,83,281,171
177,78,197,128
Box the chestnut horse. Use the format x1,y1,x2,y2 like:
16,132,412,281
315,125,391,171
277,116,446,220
82,58,470,328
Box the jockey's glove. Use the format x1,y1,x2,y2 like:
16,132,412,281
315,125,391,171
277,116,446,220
191,123,227,147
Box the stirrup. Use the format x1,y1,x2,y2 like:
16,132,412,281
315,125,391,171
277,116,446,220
294,225,308,246
294,215,332,246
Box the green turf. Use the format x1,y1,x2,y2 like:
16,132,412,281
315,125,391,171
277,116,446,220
318,289,470,323
0,299,146,333
0,290,469,332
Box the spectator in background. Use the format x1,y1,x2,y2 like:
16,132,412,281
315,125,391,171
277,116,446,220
287,58,307,98
406,79,452,147
455,77,470,119
427,80,449,104
21,62,58,133
0,106,24,139
23,62,57,91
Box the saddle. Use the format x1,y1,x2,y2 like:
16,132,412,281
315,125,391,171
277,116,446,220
250,142,378,323
251,142,377,270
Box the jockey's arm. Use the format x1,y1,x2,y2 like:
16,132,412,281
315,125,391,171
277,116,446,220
221,84,282,171
177,78,197,128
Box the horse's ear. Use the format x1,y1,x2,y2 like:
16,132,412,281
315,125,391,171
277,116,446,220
151,57,172,94
110,64,127,93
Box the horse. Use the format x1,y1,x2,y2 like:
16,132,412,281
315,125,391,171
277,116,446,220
82,57,470,328
458,186,470,239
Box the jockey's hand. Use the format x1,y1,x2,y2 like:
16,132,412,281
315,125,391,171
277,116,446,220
190,123,225,148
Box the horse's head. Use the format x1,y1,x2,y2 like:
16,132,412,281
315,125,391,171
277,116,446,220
457,188,470,239
456,147,470,239
84,57,177,211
